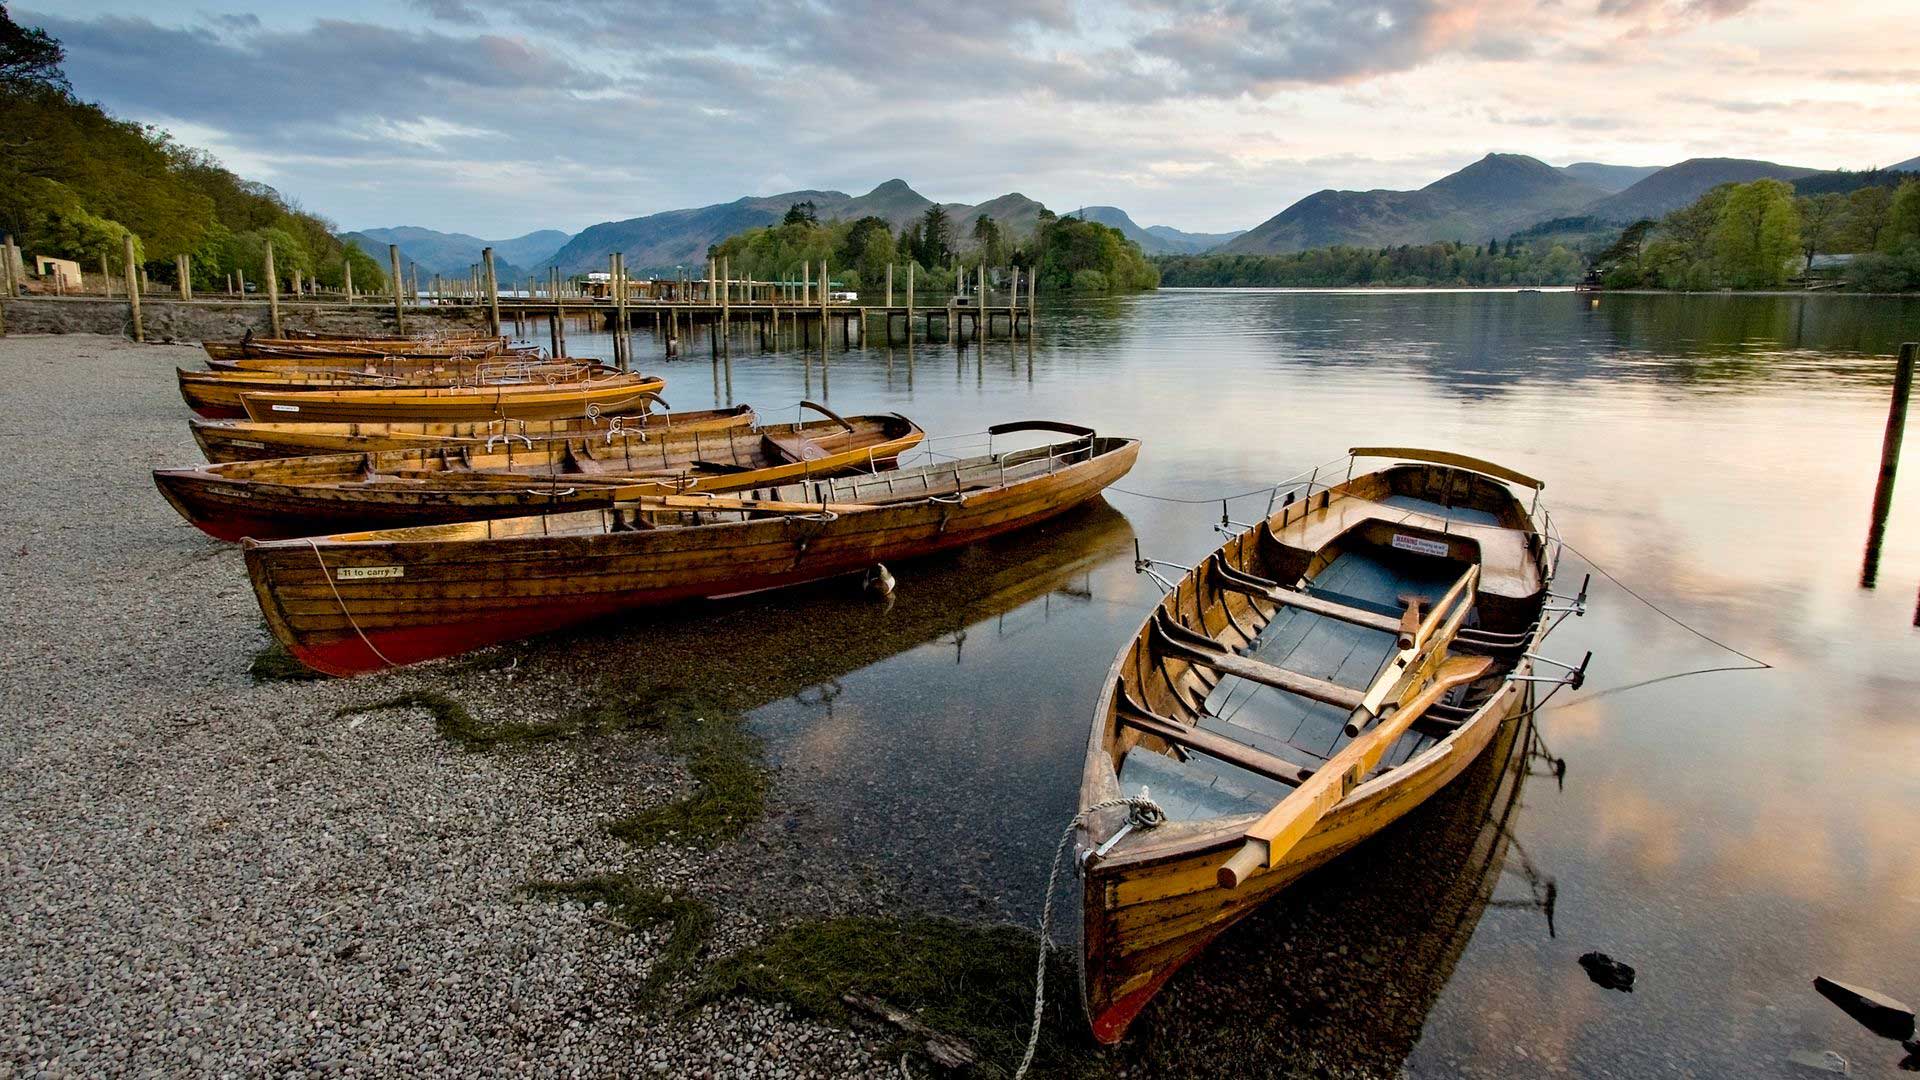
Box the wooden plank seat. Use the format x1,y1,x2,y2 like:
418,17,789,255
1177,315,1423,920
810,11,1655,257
1116,692,1315,785
1206,554,1412,646
764,432,831,463
1266,497,1541,600
1149,611,1367,711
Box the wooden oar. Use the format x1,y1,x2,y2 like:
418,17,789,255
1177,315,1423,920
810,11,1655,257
1216,563,1485,890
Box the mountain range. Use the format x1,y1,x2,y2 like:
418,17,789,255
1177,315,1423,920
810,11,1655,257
349,151,1920,276
538,180,1053,276
1223,152,1918,255
1065,207,1244,254
338,226,573,283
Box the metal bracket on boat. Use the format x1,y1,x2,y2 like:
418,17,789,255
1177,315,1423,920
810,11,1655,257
1513,650,1592,690
486,431,534,452
1543,573,1590,616
1213,498,1258,536
1132,540,1188,594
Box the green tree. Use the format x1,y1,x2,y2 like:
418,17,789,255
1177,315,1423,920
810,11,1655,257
782,201,817,227
913,205,953,267
971,213,1006,268
1710,179,1799,288
1847,185,1893,251
1884,179,1920,253
0,3,65,92
1796,192,1849,267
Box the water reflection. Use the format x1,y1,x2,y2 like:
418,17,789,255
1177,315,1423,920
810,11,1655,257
524,290,1920,1077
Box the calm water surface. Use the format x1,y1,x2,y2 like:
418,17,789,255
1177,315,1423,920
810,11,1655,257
538,289,1920,1077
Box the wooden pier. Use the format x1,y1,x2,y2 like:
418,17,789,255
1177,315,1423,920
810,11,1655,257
1,238,1040,353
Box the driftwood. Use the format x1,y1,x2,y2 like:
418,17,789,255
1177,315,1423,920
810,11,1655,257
841,992,978,1069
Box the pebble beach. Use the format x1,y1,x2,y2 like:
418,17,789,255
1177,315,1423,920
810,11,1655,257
0,334,895,1079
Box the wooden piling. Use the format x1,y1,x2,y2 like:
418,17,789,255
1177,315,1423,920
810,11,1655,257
978,264,987,339
263,239,281,337
100,253,112,299
906,263,914,334
802,261,810,308
388,245,405,335
1863,342,1915,589
483,247,501,337
885,263,894,308
344,260,354,305
122,235,143,341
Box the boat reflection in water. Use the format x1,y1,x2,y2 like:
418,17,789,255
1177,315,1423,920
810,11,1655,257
1110,704,1559,1076
555,498,1137,718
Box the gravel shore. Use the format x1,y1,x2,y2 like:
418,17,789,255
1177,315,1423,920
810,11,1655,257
0,335,893,1078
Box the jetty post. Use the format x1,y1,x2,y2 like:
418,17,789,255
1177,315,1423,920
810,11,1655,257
344,260,353,305
388,245,405,334
483,247,501,338
122,234,143,342
175,255,190,300
1863,342,1914,588
263,239,281,337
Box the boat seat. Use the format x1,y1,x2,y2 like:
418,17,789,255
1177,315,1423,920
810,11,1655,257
1117,695,1315,785
1379,493,1503,527
1270,495,1541,600
763,432,828,464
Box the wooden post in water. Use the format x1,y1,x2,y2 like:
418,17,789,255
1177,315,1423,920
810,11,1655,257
1010,266,1020,337
722,256,731,347
122,234,143,342
237,267,246,297
978,264,987,339
801,262,810,308
483,247,501,338
176,254,190,300
906,262,914,338
819,260,829,347
551,268,567,358
100,253,112,299
388,245,406,335
885,263,894,308
263,239,281,337
1862,342,1915,589
344,260,354,305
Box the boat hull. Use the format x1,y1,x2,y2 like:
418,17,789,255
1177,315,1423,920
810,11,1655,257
1079,674,1533,1043
237,378,662,423
189,407,754,463
157,416,923,540
243,439,1137,676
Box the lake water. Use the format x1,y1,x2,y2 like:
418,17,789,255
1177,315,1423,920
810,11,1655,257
535,289,1920,1077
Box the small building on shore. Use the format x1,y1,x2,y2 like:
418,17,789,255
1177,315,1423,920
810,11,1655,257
33,256,81,291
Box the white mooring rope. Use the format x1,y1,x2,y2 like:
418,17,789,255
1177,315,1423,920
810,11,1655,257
1013,794,1165,1080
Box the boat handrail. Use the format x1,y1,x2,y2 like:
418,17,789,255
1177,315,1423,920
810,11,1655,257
1348,446,1543,490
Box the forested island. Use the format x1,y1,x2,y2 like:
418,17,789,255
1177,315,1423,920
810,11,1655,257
710,201,1158,297
0,9,383,292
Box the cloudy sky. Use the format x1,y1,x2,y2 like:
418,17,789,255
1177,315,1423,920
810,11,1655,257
30,0,1919,237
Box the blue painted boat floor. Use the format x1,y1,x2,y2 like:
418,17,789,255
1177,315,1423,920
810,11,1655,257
1118,549,1458,822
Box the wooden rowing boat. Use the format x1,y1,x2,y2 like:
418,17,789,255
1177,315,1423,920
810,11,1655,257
205,350,543,373
1076,448,1570,1044
189,402,754,463
241,422,1138,676
233,372,661,425
177,361,623,419
157,408,924,540
203,333,514,362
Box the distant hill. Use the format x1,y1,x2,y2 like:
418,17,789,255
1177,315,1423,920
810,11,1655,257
1581,158,1821,222
340,226,572,283
1888,154,1920,173
545,181,1083,275
1223,153,1606,255
1558,162,1663,194
1068,207,1244,254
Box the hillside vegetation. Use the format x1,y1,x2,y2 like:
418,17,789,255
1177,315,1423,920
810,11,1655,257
710,201,1158,296
0,7,382,292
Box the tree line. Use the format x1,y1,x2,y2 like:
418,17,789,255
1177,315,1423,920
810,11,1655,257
1155,240,1587,288
1593,178,1920,291
708,202,1158,297
0,6,385,292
